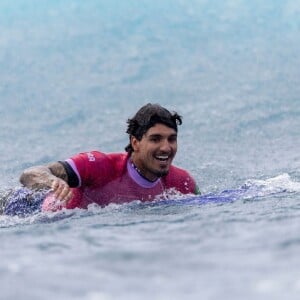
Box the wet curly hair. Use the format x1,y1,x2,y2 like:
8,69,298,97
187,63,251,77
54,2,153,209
125,103,182,154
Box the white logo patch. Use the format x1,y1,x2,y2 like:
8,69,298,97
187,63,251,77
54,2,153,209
87,152,96,162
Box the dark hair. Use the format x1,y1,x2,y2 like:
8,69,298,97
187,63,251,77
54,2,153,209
125,103,182,154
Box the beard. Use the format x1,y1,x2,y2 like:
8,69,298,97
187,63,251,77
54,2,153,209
152,167,169,178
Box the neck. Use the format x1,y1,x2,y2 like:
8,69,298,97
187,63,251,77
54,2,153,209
130,155,158,182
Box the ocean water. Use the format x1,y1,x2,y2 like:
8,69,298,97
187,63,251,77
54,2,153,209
1,0,300,299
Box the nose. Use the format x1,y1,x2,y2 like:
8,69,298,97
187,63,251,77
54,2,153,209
159,139,172,153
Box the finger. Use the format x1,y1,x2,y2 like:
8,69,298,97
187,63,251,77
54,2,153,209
51,179,61,192
64,189,73,204
58,185,72,202
51,180,70,201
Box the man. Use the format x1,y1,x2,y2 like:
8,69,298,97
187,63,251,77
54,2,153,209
6,103,199,214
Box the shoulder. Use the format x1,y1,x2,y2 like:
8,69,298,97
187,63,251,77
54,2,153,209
164,165,198,194
66,151,129,186
168,165,194,179
69,151,128,175
70,151,127,164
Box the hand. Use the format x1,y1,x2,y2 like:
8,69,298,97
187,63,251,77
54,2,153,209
50,178,73,204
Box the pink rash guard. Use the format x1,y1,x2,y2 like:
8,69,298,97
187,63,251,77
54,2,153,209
42,151,197,211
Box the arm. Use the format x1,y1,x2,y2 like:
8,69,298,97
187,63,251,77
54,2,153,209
19,162,73,203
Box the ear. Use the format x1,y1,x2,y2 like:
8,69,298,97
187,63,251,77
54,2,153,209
131,136,140,152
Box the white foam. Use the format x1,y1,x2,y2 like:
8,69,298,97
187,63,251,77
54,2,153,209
245,173,300,194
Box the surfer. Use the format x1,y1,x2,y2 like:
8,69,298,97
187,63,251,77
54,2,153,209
5,103,199,215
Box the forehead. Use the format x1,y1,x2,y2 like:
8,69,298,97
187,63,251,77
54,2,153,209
145,123,177,136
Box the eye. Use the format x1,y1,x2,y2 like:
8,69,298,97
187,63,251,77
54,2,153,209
168,135,177,143
150,136,161,142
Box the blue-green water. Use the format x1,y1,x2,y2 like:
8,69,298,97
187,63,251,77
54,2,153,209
1,1,300,299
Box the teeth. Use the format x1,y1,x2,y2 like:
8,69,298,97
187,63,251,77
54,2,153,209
156,155,169,161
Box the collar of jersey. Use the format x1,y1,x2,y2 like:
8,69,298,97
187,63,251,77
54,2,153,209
127,159,160,188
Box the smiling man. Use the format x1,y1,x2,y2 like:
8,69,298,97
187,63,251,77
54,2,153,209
18,103,199,212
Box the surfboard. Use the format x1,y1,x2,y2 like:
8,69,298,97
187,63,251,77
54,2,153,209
2,185,252,216
3,174,293,217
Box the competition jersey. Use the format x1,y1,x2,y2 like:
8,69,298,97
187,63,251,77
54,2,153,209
42,151,198,211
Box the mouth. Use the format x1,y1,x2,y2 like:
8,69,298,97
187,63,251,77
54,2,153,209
154,155,171,162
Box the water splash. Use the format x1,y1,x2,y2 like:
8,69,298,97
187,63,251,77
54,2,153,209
0,173,299,228
244,173,300,194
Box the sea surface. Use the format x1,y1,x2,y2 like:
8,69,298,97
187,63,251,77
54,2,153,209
1,1,300,299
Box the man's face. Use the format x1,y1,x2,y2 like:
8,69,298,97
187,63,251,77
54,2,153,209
131,123,178,181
